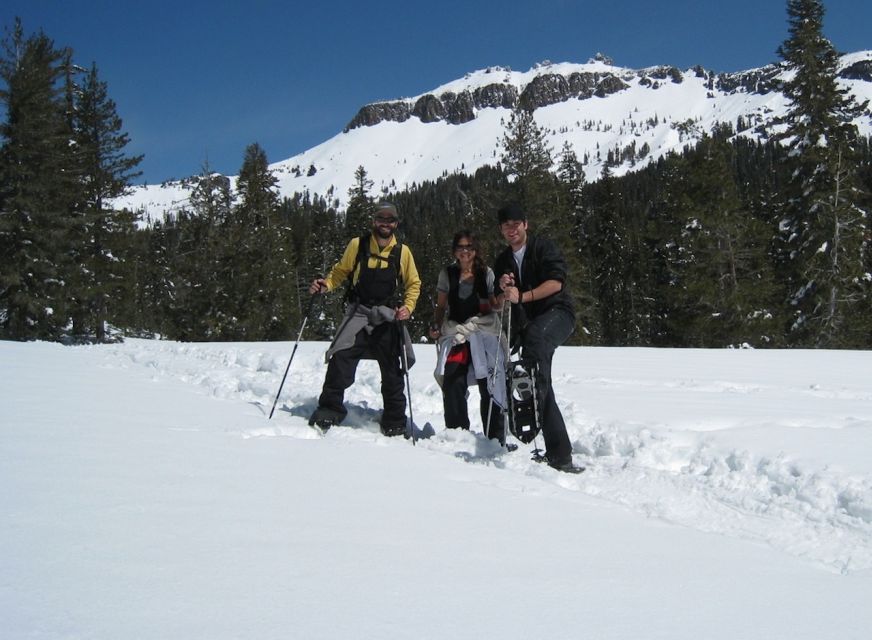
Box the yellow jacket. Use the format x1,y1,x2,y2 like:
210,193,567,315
324,234,421,313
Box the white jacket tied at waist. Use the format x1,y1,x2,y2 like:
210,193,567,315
433,313,507,410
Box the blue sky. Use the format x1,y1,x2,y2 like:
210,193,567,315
3,0,870,185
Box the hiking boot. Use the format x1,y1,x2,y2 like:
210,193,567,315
309,407,345,428
312,418,335,434
546,458,585,474
532,450,585,474
380,422,407,438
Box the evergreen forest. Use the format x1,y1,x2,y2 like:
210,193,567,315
2,1,871,349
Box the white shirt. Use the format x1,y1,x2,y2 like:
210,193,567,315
512,245,527,281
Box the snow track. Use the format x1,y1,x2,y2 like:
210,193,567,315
102,339,872,574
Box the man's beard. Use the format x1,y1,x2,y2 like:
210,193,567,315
375,225,393,239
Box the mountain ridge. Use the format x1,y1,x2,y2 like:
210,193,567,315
117,51,872,223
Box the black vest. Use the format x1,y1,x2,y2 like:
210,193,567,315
446,264,490,323
349,234,403,307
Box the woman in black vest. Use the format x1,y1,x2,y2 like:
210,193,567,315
430,231,504,442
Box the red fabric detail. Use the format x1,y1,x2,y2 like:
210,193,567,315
446,344,470,365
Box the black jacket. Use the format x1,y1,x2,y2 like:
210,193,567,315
493,234,575,322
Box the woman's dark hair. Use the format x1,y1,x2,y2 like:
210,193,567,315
452,229,487,275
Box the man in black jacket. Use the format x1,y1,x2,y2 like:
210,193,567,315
493,203,577,471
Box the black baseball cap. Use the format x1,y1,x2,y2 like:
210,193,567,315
497,202,527,223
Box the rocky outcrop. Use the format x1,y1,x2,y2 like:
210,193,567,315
343,69,633,130
647,66,684,84
594,75,631,98
840,59,872,82
517,72,632,110
411,94,446,123
344,68,639,130
715,64,783,95
566,72,599,98
442,90,476,124
343,54,867,131
518,73,572,110
472,83,518,109
514,72,630,109
344,101,412,131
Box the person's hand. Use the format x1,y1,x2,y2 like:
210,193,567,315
395,306,411,321
499,273,515,290
504,286,520,304
309,278,327,295
428,323,441,340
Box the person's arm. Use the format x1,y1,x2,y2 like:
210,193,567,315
325,238,360,291
493,253,515,309
518,279,562,304
485,268,499,310
516,237,565,303
429,290,448,339
309,238,358,294
536,237,568,289
398,246,422,319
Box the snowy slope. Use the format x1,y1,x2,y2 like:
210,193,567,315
3,338,872,639
115,51,872,222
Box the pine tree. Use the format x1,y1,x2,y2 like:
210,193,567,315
73,62,143,341
581,174,634,345
235,142,279,228
283,194,343,340
141,219,177,337
189,160,234,224
775,0,870,346
556,142,599,343
344,165,374,235
500,108,553,182
0,20,76,340
218,143,284,340
183,161,235,338
657,132,780,346
499,107,556,230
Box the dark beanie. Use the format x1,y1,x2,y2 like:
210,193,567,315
497,202,527,224
373,202,399,218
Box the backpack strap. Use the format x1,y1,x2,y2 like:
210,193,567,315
389,241,404,301
354,235,403,274
346,234,405,304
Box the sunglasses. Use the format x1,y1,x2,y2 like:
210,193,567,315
454,244,475,252
374,216,398,224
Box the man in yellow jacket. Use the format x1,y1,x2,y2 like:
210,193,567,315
308,203,421,436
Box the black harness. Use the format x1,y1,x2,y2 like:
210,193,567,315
347,234,404,307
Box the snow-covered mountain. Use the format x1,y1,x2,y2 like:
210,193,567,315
116,51,872,222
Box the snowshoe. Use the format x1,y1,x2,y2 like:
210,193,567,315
531,449,585,474
308,407,344,434
506,360,542,444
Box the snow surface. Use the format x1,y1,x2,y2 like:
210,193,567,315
3,338,872,639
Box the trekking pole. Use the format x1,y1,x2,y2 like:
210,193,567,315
484,302,508,441
268,293,318,420
503,298,513,443
398,319,416,445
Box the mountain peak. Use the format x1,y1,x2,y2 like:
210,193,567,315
116,51,872,221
